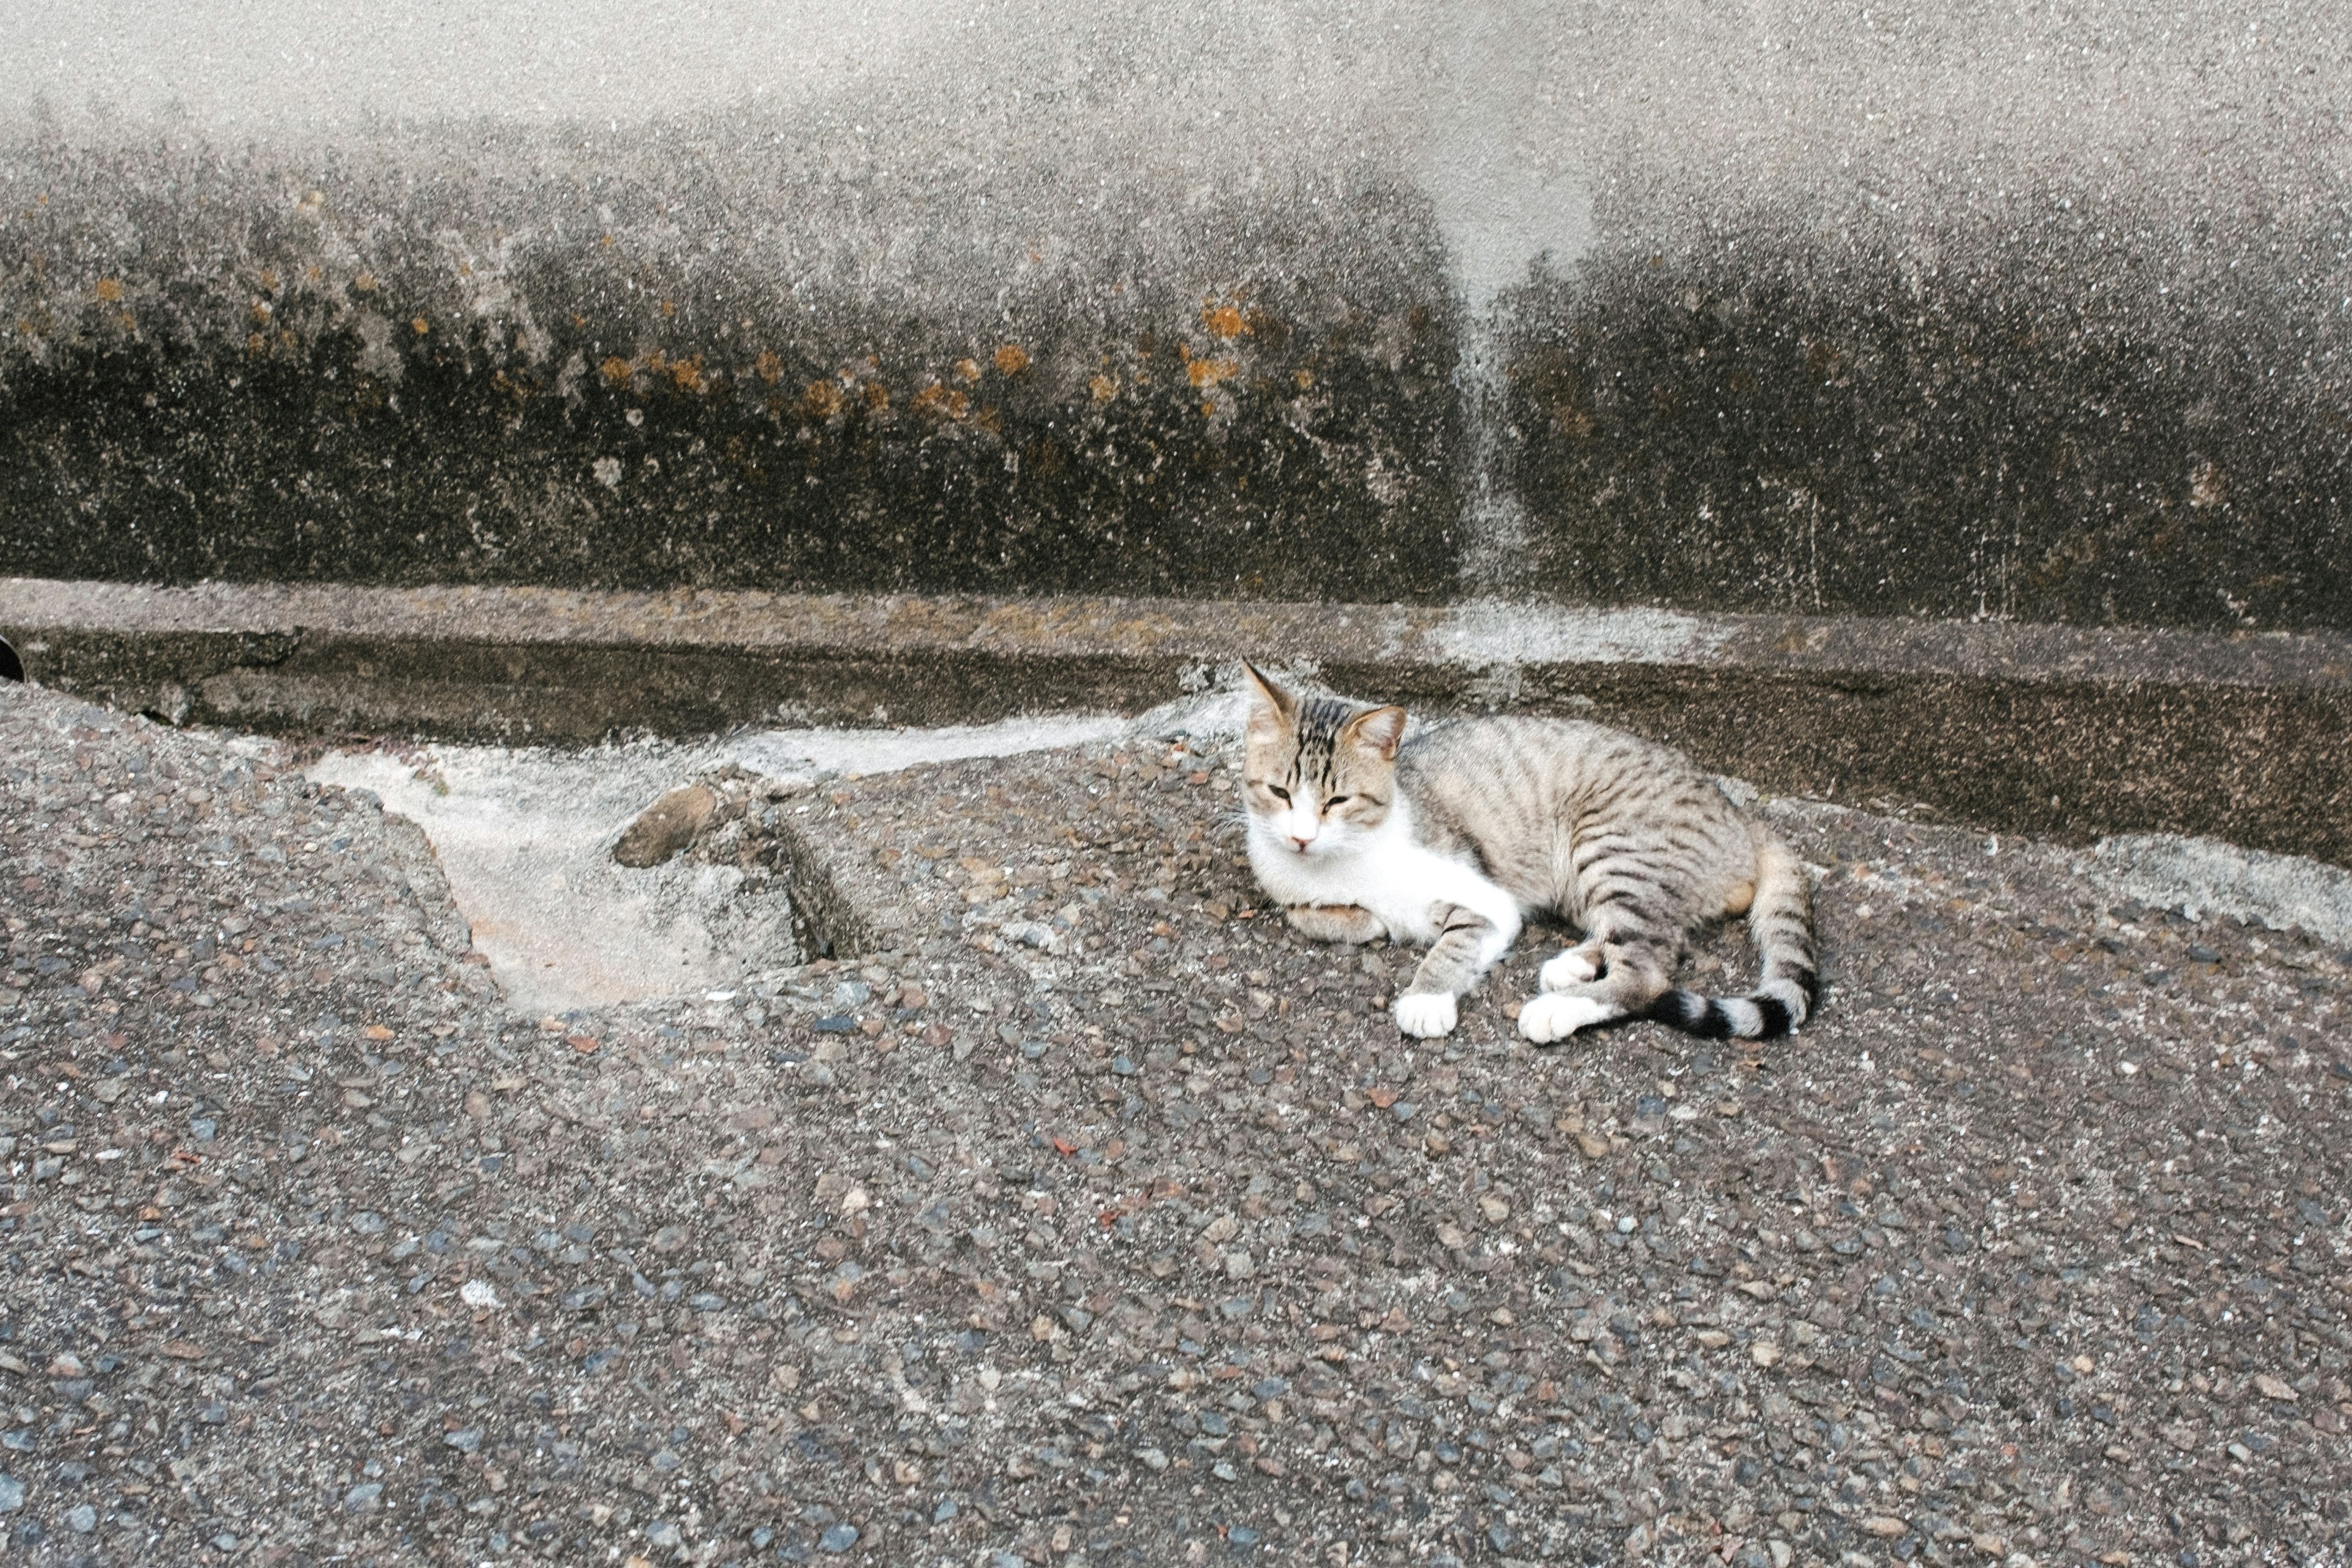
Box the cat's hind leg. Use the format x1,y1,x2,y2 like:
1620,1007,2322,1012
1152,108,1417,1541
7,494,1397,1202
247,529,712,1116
1286,904,1387,944
1538,935,1607,993
1395,902,1520,1038
1518,939,1674,1044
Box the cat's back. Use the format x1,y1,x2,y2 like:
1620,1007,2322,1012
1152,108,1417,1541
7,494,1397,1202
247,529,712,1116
1395,714,1743,870
1398,713,1709,802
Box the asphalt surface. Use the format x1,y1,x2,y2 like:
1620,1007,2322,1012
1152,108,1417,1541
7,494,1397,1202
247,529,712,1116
4,679,2350,1567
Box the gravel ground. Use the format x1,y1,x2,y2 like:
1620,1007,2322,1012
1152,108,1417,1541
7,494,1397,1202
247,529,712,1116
5,677,2351,1567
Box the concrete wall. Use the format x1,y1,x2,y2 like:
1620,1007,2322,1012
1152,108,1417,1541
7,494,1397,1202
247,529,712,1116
6,1,2349,629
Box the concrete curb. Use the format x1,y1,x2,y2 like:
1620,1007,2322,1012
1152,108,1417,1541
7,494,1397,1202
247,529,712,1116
6,575,2348,866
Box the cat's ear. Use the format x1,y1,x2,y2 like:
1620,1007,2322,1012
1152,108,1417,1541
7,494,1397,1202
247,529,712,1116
1342,704,1407,761
1239,661,1296,722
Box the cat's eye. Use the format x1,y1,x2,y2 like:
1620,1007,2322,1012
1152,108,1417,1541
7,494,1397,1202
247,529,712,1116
1324,794,1349,811
1267,785,1291,802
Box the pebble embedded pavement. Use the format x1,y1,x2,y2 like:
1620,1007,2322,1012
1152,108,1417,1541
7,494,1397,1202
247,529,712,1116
3,679,2350,1567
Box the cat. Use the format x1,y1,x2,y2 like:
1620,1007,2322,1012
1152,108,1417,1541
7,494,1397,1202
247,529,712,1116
1235,663,1817,1042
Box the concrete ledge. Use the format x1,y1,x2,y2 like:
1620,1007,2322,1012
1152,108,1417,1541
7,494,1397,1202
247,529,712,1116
7,575,2348,866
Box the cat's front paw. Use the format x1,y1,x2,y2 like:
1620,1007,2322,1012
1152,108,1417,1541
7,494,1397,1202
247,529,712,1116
1392,991,1457,1038
1517,992,1613,1043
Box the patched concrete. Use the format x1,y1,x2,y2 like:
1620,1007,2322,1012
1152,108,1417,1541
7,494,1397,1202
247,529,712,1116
303,740,802,1015
296,712,1149,1013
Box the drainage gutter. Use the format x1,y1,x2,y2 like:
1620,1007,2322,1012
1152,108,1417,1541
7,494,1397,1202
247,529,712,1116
6,575,2348,867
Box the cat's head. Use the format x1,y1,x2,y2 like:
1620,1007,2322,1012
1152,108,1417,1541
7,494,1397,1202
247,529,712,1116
1238,662,1406,858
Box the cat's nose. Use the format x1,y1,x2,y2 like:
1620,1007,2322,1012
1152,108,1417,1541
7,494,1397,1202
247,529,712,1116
1288,831,1314,852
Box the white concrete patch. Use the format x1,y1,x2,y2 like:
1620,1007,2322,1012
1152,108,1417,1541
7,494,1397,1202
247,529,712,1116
306,739,786,1016
2082,834,2352,948
306,710,1144,1014
733,712,1129,778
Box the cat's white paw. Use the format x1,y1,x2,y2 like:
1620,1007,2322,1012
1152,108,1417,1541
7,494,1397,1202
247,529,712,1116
1518,992,1612,1043
1540,949,1600,992
1392,991,1458,1038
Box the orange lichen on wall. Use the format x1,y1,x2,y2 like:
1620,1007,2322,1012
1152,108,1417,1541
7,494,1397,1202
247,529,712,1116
804,379,843,418
600,356,635,388
911,383,971,420
954,358,983,385
94,278,123,303
1180,344,1238,388
1200,301,1251,339
862,383,890,410
411,317,430,335
755,350,782,385
1089,374,1118,404
993,344,1031,376
668,357,707,393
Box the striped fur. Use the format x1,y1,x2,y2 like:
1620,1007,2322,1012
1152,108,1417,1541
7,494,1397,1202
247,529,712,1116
1238,664,1816,1044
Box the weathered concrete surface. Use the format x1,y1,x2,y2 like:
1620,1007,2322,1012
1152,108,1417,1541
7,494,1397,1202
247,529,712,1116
0,121,1461,605
9,576,2351,868
7,680,2352,1565
295,714,1140,1012
5,1,2351,628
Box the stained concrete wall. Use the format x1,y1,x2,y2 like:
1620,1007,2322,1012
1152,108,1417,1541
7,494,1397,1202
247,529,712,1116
5,0,2349,630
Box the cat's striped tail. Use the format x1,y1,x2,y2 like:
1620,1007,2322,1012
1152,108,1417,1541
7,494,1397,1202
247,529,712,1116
1645,833,1818,1040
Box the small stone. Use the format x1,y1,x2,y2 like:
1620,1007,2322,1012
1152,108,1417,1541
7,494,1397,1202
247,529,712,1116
1750,1341,1783,1368
0,1474,26,1511
2253,1373,2297,1402
819,1522,860,1553
1575,1132,1610,1159
461,1279,502,1310
613,785,719,867
444,1427,483,1453
1858,1515,1909,1538
645,1520,683,1547
66,1502,97,1533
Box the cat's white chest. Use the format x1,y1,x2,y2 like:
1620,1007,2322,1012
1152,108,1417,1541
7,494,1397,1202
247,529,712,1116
1247,811,1517,945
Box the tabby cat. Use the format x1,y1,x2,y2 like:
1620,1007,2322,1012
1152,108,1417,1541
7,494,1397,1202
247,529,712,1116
1237,664,1817,1042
